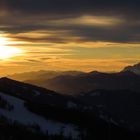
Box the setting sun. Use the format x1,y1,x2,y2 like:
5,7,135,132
0,36,23,60
0,46,22,60
0,37,8,46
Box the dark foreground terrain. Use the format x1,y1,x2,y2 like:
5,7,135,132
0,77,140,139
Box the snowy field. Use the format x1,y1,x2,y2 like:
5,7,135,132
0,92,79,138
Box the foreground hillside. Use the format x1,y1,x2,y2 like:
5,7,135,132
0,77,139,139
0,92,78,137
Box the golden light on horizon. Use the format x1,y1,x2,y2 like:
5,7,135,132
0,36,23,60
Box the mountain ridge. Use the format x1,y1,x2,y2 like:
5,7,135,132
123,62,140,75
41,70,140,95
5,62,140,95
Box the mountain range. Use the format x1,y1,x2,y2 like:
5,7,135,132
7,62,140,95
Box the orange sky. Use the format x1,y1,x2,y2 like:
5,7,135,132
0,31,140,76
0,1,140,75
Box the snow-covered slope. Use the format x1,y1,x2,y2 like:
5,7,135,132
0,92,79,138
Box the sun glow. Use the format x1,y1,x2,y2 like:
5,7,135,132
0,36,23,60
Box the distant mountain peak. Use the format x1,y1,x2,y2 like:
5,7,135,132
0,77,14,82
0,77,10,80
123,62,140,75
89,71,101,74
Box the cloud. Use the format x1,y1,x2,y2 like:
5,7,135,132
0,0,139,18
0,0,139,43
24,59,41,63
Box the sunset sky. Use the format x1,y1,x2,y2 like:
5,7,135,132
0,0,140,75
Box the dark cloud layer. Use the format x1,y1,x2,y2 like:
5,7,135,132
2,0,139,17
0,0,140,43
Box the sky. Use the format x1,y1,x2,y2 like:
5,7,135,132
0,0,140,75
